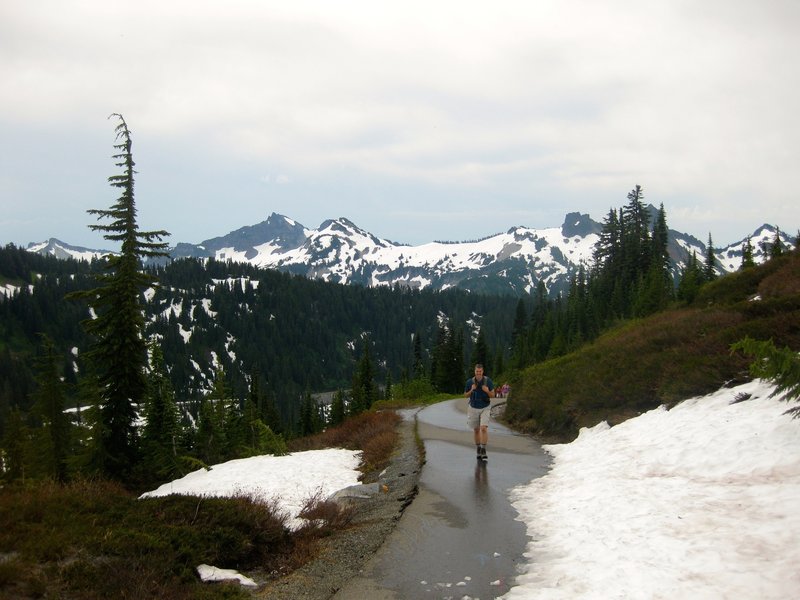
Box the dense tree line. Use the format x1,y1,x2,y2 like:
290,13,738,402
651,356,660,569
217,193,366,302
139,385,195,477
511,187,685,368
509,188,662,367
509,186,794,371
1,242,517,485
0,249,516,424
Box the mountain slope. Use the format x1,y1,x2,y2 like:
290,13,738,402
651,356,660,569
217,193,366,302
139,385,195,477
505,251,800,440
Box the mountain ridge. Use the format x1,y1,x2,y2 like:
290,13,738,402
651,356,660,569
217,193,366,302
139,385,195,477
23,210,796,296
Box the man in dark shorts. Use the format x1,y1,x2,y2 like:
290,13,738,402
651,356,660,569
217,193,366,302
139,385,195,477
464,363,495,460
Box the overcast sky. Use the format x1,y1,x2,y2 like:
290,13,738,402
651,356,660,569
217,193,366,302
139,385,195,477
1,0,798,250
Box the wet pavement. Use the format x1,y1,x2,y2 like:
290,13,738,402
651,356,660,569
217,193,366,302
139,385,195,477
336,399,550,599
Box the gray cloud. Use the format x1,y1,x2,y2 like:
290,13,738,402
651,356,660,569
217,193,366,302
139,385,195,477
1,0,798,248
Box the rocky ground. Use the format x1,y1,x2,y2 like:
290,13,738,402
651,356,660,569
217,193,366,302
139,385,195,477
253,413,423,599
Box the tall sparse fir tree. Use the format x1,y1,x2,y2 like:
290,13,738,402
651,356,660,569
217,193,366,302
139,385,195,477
71,114,170,478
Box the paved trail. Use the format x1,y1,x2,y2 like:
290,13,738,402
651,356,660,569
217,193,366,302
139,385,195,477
336,399,550,599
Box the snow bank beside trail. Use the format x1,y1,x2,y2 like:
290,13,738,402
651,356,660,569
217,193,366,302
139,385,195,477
503,380,800,600
140,448,362,530
196,564,257,587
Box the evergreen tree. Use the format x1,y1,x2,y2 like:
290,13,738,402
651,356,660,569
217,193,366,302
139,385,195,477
593,208,621,269
430,324,465,393
732,337,800,416
593,205,633,320
140,342,183,480
448,328,465,393
384,370,393,402
740,237,756,270
2,409,29,482
195,367,229,464
223,392,245,459
511,298,528,347
430,325,450,392
622,185,651,282
357,341,376,410
69,114,170,478
769,227,784,259
471,329,489,373
565,267,587,346
297,390,321,436
241,396,286,456
493,345,505,377
71,369,104,475
633,205,672,316
329,389,346,426
677,252,704,303
195,398,221,465
529,281,553,363
412,331,425,379
31,336,72,483
651,204,670,275
703,233,717,282
248,368,282,435
262,392,283,435
635,261,672,316
349,377,365,417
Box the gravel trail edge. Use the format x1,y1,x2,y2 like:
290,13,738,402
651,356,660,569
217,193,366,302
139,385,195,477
254,412,423,599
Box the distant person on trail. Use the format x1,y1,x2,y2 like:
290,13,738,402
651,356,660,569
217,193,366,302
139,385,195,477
465,363,495,461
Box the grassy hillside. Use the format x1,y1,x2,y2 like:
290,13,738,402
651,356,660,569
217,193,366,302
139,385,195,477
504,252,800,440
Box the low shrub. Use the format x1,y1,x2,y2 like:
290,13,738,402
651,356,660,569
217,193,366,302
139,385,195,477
289,411,401,478
0,479,301,599
295,488,355,536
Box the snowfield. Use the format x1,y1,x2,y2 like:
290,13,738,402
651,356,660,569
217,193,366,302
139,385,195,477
502,380,800,599
140,448,362,531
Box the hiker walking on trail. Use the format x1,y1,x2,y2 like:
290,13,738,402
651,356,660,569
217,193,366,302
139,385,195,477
465,363,495,461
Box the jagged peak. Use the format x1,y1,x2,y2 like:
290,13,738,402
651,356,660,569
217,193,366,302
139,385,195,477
315,217,394,248
317,217,357,233
561,212,601,238
750,223,781,239
265,212,301,227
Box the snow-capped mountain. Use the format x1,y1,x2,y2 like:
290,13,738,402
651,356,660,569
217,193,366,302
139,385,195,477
25,238,113,262
179,212,603,295
170,213,310,260
714,224,792,272
24,213,796,296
